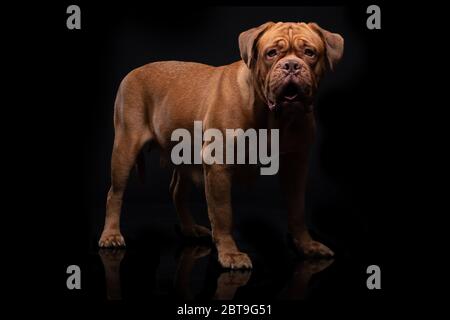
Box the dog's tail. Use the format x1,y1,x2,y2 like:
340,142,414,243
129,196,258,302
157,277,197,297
135,151,146,184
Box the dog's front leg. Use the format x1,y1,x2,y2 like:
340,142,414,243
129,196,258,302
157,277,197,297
280,150,334,258
204,164,252,269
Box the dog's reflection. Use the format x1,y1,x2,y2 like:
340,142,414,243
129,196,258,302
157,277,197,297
213,270,252,300
174,245,211,300
98,248,126,300
98,245,333,300
174,244,252,300
286,259,334,299
98,244,251,300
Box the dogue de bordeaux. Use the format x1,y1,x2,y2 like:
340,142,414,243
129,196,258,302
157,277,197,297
99,22,344,269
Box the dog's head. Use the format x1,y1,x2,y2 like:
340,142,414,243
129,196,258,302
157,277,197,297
239,22,344,112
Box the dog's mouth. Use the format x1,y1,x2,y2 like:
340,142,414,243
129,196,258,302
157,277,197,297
280,82,302,102
268,82,307,111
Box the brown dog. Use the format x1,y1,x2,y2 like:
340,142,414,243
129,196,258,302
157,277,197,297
98,22,344,269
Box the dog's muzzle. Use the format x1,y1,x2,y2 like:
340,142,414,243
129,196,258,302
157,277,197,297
267,59,314,114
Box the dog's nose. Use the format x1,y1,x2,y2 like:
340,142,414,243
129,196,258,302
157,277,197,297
282,60,301,73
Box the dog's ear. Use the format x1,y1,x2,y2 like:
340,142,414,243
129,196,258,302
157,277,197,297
239,22,274,68
308,23,344,71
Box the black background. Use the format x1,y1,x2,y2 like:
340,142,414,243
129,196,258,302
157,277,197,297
18,0,403,312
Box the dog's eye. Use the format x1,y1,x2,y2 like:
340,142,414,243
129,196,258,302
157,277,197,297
266,49,277,58
304,48,315,57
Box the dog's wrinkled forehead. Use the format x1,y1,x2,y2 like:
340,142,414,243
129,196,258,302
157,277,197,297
257,22,324,55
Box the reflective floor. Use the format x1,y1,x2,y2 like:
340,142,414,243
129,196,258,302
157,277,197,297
86,214,372,300
95,246,335,300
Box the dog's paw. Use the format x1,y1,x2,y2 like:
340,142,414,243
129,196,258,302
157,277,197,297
218,251,253,269
298,240,334,258
98,231,126,248
179,224,212,238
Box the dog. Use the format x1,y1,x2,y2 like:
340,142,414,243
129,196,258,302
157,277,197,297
98,22,344,269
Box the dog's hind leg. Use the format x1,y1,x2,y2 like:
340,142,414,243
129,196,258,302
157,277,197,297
99,74,153,248
170,169,211,238
99,128,151,247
